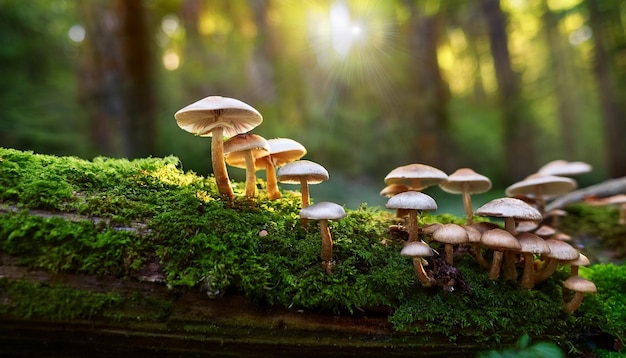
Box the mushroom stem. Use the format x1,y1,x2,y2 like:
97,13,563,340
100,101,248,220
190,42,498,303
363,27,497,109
488,250,504,280
462,189,473,225
264,160,281,200
473,244,491,270
534,258,559,283
243,151,257,198
563,291,586,313
299,178,310,208
210,127,234,200
503,250,519,281
407,210,419,243
319,219,333,275
413,258,434,287
519,252,536,289
444,244,454,266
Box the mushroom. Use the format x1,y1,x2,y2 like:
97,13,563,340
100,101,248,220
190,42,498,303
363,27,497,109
224,133,270,198
299,202,346,275
256,138,307,200
516,232,551,289
533,239,580,284
567,253,590,277
431,223,469,266
277,160,329,208
384,163,448,191
439,168,492,225
175,96,263,200
380,184,411,218
537,160,592,177
385,191,438,243
505,173,577,213
480,228,521,280
463,224,490,269
544,208,568,229
585,194,626,225
400,241,436,287
562,276,597,313
475,197,543,281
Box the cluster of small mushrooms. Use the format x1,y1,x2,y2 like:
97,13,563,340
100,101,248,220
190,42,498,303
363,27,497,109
175,96,597,313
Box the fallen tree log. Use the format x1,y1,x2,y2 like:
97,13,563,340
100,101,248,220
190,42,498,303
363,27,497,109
545,177,626,211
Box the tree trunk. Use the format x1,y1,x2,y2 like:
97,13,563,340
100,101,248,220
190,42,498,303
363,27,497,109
541,1,579,159
480,0,537,183
405,2,456,172
78,0,156,158
587,0,626,178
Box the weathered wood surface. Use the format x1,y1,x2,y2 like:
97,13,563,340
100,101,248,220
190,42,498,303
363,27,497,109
545,177,626,211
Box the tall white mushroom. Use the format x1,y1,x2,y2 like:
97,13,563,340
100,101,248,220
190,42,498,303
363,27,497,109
385,191,438,243
300,202,346,275
175,96,263,200
277,160,329,208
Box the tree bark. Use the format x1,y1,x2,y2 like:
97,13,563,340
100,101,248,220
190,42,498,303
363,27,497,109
78,0,157,158
405,2,456,172
480,0,537,183
587,0,626,178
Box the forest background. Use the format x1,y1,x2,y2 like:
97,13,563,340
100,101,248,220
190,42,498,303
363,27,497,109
1,0,625,211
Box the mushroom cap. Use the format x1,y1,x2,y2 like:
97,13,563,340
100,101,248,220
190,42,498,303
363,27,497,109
563,276,597,293
432,223,469,245
604,194,626,205
505,173,577,198
299,201,346,220
400,241,434,257
470,221,501,234
385,191,438,211
224,134,270,168
480,228,521,251
568,253,591,267
538,160,592,177
534,225,557,238
516,232,551,254
544,239,580,261
439,168,492,194
475,197,543,221
379,184,411,198
264,138,307,167
462,225,482,243
174,96,263,137
384,164,448,190
277,160,329,184
516,220,539,233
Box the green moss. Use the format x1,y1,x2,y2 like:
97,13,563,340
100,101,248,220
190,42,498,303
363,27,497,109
0,147,624,354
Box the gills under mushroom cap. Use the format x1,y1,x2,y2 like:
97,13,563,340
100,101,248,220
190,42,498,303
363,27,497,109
174,96,263,137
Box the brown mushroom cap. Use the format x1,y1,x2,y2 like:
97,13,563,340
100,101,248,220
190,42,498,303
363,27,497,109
277,160,329,184
174,96,262,137
224,134,270,167
385,191,438,211
534,225,557,238
299,201,346,220
439,168,492,194
384,164,448,190
400,241,434,257
505,173,577,199
562,276,597,293
538,160,592,177
481,228,521,251
462,225,482,243
475,197,543,221
568,253,591,267
432,223,470,245
544,239,580,261
516,232,551,254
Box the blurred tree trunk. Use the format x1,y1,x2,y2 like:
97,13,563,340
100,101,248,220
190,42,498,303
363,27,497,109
480,0,537,183
404,2,456,172
541,1,579,159
248,0,276,103
587,0,626,177
78,0,157,158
